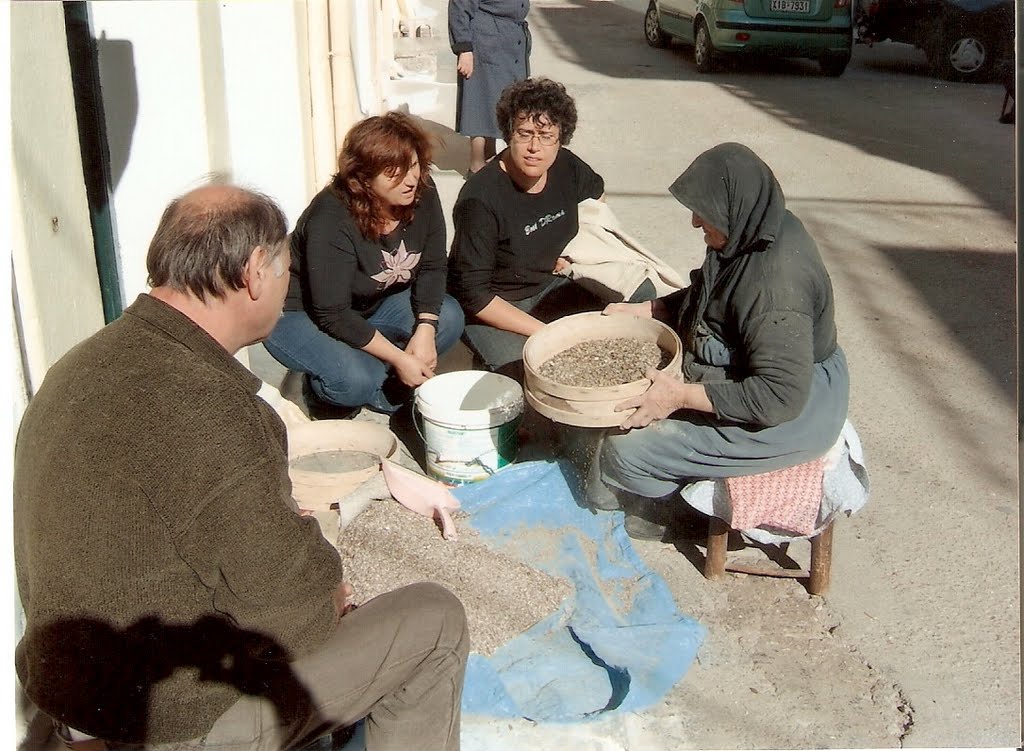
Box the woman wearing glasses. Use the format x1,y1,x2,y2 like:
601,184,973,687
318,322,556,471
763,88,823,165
448,77,651,379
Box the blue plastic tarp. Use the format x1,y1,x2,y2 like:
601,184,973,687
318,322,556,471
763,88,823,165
451,460,706,722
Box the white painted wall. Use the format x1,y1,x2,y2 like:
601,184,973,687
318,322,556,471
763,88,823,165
218,1,315,221
10,2,105,397
10,5,104,740
88,1,215,303
10,0,388,398
88,0,317,303
352,0,387,117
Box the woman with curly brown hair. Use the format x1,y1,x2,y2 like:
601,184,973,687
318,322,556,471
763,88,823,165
447,77,653,380
264,112,464,418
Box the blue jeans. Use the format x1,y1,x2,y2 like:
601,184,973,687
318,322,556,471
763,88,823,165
264,290,465,414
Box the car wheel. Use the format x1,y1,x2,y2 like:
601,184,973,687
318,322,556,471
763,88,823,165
928,23,994,82
644,2,670,49
819,50,851,77
694,20,717,73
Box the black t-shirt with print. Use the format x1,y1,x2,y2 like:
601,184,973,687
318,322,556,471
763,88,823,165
448,148,605,315
283,182,447,348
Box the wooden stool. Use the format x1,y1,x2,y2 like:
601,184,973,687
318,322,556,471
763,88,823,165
703,517,834,596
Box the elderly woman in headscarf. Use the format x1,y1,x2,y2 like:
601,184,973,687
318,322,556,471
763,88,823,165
589,142,849,540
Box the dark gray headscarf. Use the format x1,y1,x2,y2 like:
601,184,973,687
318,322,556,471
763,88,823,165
668,143,786,261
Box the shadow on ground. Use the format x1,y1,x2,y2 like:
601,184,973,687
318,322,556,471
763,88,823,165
410,112,472,176
529,0,1015,222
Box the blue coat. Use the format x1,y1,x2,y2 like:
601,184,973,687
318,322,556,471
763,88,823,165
449,0,531,138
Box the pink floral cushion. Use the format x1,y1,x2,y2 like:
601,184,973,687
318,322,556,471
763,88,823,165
725,457,826,536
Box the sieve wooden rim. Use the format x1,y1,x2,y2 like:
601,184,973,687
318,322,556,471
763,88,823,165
522,312,682,402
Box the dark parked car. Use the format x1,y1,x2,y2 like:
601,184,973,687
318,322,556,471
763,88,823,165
856,0,1014,82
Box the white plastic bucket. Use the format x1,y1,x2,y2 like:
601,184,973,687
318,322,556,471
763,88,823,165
414,371,524,485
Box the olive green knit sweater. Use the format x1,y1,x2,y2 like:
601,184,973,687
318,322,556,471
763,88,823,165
14,294,343,744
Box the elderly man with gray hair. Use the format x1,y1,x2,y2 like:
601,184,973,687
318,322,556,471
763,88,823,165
14,183,468,751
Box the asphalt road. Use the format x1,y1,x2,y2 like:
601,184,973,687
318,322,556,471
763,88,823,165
446,1,1018,745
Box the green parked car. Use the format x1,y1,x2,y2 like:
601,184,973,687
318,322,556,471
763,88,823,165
644,0,855,76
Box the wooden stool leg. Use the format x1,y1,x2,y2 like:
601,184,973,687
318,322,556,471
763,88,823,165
808,521,834,596
704,516,730,579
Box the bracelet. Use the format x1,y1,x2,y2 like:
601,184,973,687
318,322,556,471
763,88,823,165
416,317,439,329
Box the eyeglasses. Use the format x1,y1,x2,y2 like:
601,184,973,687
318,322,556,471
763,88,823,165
511,128,560,146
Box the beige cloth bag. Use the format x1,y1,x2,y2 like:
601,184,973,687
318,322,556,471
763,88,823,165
557,199,688,301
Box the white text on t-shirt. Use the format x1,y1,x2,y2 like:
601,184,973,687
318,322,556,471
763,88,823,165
523,209,567,236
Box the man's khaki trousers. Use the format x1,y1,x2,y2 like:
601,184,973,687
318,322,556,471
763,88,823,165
199,582,468,751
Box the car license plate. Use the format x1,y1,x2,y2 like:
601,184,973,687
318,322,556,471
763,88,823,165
770,0,811,11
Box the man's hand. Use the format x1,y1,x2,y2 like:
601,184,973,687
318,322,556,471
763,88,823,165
603,300,654,318
553,257,571,275
615,367,687,429
457,51,474,78
333,581,357,619
405,326,439,371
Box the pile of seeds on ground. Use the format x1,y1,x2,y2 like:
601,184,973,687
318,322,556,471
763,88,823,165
538,338,671,387
338,499,572,656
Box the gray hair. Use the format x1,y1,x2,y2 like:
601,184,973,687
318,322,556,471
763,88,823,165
146,184,288,301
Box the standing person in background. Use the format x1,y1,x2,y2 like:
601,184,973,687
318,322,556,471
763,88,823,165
449,0,531,174
264,111,464,420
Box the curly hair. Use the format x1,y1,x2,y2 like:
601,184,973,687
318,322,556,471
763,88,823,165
495,78,578,146
330,111,435,239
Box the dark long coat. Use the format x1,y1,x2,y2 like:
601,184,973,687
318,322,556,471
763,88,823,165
449,0,531,138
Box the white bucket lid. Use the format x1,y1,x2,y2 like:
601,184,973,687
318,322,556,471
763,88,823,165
415,371,524,429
